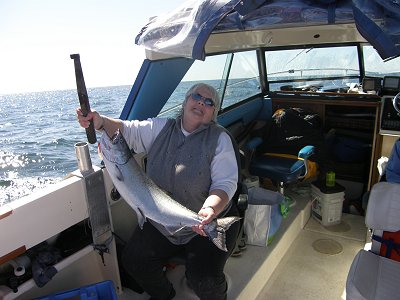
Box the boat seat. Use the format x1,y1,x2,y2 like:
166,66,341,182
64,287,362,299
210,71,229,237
346,249,400,300
346,181,400,300
246,136,315,196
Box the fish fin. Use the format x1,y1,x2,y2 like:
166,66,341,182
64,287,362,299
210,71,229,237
115,164,124,181
135,207,147,229
206,217,241,252
159,225,187,236
172,226,187,235
217,216,241,230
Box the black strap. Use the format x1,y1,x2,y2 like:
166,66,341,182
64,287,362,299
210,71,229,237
93,235,114,266
372,233,400,258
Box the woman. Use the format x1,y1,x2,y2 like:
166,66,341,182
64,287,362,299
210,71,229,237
77,83,240,300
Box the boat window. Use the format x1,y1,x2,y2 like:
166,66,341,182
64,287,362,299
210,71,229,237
157,51,260,118
221,51,260,109
265,46,360,93
363,46,400,78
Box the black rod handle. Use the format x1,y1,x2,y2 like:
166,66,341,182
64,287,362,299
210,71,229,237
70,53,97,144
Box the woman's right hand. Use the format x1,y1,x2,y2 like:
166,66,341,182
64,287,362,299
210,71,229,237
76,108,103,130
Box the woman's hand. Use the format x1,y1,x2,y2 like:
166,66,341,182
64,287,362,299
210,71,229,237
192,206,216,236
192,190,229,236
76,108,103,130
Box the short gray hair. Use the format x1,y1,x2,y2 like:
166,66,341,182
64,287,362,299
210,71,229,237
181,83,220,121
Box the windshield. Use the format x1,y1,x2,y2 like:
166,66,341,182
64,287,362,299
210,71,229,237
266,46,360,92
266,45,400,93
363,45,400,77
156,44,400,119
158,51,261,118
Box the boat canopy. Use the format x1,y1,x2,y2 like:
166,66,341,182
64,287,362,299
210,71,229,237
135,0,400,61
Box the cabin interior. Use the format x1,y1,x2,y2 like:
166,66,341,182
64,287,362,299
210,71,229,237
1,34,400,300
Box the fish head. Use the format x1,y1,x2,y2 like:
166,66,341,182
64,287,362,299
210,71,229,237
99,129,132,165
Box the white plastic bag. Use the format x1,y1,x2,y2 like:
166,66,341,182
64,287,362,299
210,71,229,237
244,187,285,247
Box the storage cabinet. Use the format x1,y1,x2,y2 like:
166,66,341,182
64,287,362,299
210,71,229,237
270,91,381,191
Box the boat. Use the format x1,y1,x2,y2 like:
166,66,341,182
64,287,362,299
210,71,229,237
1,0,400,299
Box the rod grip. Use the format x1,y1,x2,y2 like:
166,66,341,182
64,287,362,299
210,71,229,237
70,53,97,144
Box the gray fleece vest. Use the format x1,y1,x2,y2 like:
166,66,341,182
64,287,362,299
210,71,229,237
146,117,224,244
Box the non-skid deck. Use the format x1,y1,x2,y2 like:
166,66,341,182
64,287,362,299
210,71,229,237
256,214,366,300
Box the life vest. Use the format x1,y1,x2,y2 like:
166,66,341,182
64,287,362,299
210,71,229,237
372,230,400,262
367,182,400,262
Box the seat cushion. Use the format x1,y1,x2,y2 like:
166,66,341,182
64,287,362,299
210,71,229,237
249,155,305,183
346,250,400,300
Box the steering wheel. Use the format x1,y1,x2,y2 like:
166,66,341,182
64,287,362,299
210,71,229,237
393,91,400,114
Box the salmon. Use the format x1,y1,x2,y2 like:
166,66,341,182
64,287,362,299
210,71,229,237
99,129,240,251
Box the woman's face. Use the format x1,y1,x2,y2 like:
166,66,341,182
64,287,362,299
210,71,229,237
182,86,215,130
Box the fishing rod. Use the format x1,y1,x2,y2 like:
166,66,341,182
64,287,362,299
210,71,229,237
70,53,97,144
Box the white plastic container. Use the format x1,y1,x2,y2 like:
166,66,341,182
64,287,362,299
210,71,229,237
311,183,345,226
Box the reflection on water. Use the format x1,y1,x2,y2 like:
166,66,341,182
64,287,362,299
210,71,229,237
0,174,61,206
0,85,130,205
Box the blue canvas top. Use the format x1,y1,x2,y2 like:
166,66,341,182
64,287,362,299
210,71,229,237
135,0,400,61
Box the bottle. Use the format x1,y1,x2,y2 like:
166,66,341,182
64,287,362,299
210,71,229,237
326,171,335,187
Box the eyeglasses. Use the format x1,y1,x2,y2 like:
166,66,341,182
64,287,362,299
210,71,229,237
191,93,215,107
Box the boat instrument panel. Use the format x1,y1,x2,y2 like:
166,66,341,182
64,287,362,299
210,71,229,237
380,76,400,135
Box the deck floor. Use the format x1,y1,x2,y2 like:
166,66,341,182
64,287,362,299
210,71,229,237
119,186,367,300
256,214,366,300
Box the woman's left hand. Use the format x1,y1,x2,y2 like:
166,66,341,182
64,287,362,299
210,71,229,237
192,206,216,236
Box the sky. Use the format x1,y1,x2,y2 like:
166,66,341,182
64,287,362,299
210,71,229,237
0,0,188,95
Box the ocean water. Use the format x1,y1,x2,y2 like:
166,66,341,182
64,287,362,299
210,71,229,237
0,85,131,205
0,79,249,205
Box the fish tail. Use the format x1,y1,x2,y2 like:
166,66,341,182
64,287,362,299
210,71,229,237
207,216,241,252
